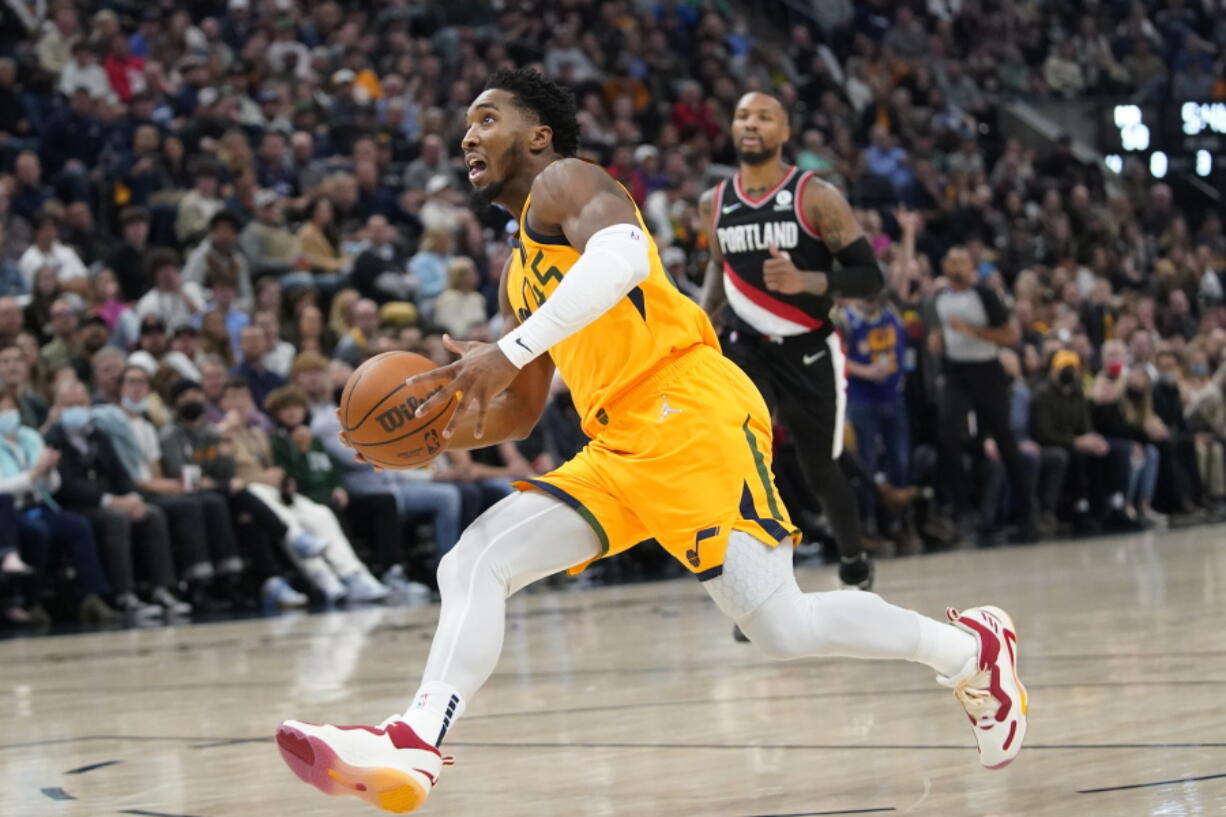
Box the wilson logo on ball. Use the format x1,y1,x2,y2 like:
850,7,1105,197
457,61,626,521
373,387,445,433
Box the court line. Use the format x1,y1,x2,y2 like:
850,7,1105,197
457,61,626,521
1078,771,1226,794
742,810,895,816
445,740,1226,752
118,810,210,817
7,734,1226,753
66,759,122,774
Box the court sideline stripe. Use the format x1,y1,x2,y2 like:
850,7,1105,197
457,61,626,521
65,759,121,774
1078,771,1226,794
7,734,1226,752
743,810,896,816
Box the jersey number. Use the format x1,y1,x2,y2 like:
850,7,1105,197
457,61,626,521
517,250,563,320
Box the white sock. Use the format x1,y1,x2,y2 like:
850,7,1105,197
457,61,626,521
403,681,466,747
912,612,978,678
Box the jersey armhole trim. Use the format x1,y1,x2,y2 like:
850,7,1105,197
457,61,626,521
795,171,822,239
523,219,572,247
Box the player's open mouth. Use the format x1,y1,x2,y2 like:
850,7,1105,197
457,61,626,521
467,157,487,181
740,136,761,148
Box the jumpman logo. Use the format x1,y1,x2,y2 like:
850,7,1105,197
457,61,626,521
658,394,683,423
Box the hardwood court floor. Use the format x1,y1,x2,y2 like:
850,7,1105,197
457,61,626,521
3,526,1226,817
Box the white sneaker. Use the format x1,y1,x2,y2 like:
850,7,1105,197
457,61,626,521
937,605,1028,769
115,592,163,620
300,559,347,604
383,565,432,598
151,586,192,617
276,717,451,813
261,576,308,609
345,571,390,603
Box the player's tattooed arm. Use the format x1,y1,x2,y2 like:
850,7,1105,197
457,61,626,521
697,186,727,324
791,177,884,299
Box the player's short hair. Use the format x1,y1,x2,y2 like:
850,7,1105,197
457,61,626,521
484,68,579,157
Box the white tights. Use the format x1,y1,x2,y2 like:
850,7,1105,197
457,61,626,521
406,491,975,743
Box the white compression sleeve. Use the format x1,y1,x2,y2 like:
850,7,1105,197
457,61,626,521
497,223,650,368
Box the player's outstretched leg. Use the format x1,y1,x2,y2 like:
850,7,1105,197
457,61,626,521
707,532,1028,769
276,491,601,813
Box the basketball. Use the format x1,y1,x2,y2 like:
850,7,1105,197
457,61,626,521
339,351,458,470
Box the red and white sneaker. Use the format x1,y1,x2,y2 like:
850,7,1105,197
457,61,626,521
937,605,1029,769
276,717,452,813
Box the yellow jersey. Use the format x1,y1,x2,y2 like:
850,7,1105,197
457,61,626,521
507,192,719,437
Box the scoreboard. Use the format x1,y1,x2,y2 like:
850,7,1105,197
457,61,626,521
1098,101,1226,182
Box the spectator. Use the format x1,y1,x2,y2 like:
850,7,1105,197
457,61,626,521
265,385,406,586
239,190,298,281
18,213,88,293
163,325,204,382
175,159,224,247
407,227,452,321
0,386,118,624
290,196,349,297
135,250,205,331
182,210,253,312
289,353,335,417
1000,348,1067,536
116,367,244,608
158,376,306,610
219,377,386,603
232,324,286,410
291,303,331,357
351,214,413,305
199,309,237,368
90,346,125,405
46,379,188,619
403,134,449,193
11,151,52,224
1152,348,1205,514
39,297,84,378
37,2,78,78
1090,355,1167,527
844,292,910,539
89,267,138,348
0,341,48,430
333,298,380,368
1031,349,1122,532
59,39,110,100
433,257,488,340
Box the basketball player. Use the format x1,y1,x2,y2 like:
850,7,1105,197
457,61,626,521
276,70,1027,814
700,92,878,593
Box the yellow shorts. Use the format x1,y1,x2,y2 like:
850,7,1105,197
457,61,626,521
514,344,799,579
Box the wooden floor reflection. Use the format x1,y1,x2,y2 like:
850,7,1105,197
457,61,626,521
3,526,1226,817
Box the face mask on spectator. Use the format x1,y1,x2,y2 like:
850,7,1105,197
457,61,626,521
178,401,205,422
1160,370,1178,385
1126,386,1145,400
61,406,90,430
0,409,19,436
1058,366,1077,388
122,396,148,414
1191,363,1209,378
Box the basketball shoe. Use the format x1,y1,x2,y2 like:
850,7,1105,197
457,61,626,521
937,605,1028,769
276,716,452,813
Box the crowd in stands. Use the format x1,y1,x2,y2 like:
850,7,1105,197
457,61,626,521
0,0,1224,628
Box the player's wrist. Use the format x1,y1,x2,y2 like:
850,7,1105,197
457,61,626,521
497,330,535,369
802,271,828,295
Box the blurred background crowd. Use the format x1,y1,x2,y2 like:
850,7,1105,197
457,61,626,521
0,0,1223,630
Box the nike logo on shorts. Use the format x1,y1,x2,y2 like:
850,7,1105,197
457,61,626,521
803,350,827,366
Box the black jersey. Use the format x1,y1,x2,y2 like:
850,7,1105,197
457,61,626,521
712,166,834,337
